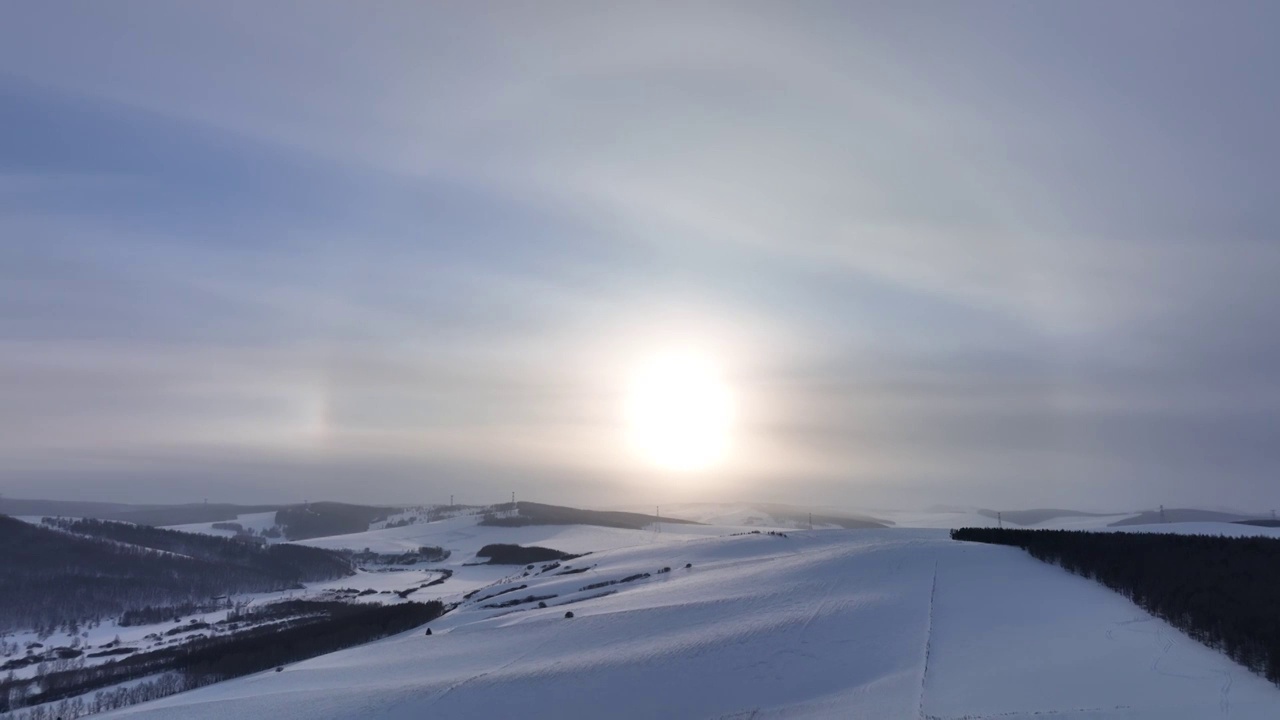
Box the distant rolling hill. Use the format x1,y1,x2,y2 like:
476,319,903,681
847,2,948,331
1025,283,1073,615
653,502,888,529
751,503,888,529
0,498,283,526
1109,509,1262,526
0,497,415,538
481,501,701,530
1234,519,1280,528
0,497,146,518
976,509,1115,526
972,508,1273,528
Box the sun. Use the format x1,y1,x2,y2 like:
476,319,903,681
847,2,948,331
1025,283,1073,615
624,350,733,472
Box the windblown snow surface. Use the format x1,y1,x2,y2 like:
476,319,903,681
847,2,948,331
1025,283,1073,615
97,520,1280,720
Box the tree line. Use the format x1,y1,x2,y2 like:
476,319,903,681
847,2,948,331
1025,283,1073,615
952,527,1280,685
348,546,451,567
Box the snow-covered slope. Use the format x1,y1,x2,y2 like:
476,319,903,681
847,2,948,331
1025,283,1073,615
163,511,280,538
102,527,1280,719
297,512,736,557
1096,521,1280,538
1028,513,1140,529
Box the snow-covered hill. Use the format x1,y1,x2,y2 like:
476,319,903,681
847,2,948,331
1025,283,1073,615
1091,521,1280,538
100,525,1280,719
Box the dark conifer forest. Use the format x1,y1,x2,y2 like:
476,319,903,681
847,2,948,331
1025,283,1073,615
273,503,401,540
0,515,352,633
475,543,580,564
40,517,353,581
952,527,1280,685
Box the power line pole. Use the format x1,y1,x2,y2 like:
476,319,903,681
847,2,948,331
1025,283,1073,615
655,506,661,535
997,511,1002,529
449,494,454,507
1159,504,1166,523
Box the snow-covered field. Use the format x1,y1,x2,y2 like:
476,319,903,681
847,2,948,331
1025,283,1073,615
97,522,1280,720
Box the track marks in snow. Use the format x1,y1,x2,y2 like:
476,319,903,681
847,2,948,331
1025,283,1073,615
1105,614,1235,716
419,624,562,711
918,561,938,719
1104,615,1150,642
1214,669,1233,717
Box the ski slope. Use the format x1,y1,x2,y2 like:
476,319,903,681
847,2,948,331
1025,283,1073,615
101,526,1280,720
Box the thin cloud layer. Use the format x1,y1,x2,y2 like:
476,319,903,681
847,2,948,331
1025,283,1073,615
1,2,1278,510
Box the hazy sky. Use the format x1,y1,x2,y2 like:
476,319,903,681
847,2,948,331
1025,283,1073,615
3,2,1279,511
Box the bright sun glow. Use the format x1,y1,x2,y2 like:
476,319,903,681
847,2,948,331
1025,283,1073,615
625,351,733,472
